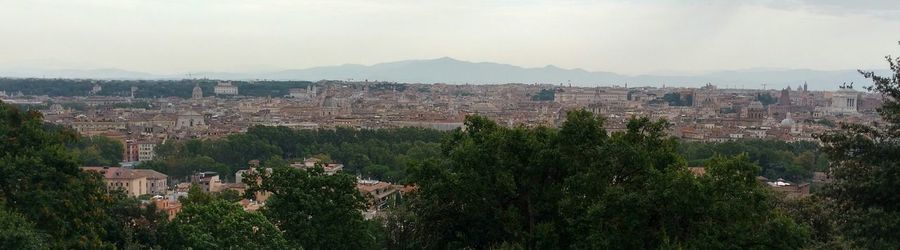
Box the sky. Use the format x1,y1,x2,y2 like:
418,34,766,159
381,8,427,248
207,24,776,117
0,0,899,75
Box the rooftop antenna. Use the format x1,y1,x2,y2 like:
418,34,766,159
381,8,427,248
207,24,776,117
762,83,767,90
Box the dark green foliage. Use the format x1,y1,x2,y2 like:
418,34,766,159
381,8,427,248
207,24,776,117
0,78,94,96
816,44,900,248
377,203,420,250
531,88,555,101
0,78,316,98
179,185,244,205
367,82,407,92
153,125,444,183
402,111,808,249
106,100,153,109
69,135,124,166
679,140,826,182
163,199,290,249
409,115,565,248
0,101,163,248
106,195,170,249
249,165,374,249
0,207,47,250
758,92,777,105
663,92,693,106
777,196,850,248
0,101,112,248
137,156,232,182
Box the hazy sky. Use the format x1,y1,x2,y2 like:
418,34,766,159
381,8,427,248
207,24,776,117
1,0,899,75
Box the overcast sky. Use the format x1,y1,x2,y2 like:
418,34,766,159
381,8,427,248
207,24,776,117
1,0,898,75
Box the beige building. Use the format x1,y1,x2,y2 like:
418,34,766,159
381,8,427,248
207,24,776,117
176,110,206,130
135,169,168,194
152,196,182,220
71,120,127,135
214,82,239,95
82,167,168,197
191,171,223,192
357,179,399,211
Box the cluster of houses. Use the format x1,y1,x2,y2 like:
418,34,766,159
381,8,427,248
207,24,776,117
81,157,413,220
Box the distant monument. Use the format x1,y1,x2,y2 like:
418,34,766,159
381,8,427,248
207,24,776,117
214,82,239,96
829,82,860,115
192,84,203,99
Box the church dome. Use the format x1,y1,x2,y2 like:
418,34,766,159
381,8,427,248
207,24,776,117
780,112,795,127
192,84,203,99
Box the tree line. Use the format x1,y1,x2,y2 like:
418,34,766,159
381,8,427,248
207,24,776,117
0,78,317,98
141,124,826,186
680,140,827,182
141,126,443,183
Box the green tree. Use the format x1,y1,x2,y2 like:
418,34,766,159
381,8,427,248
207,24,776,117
69,135,124,166
663,92,692,106
409,114,567,249
758,92,777,105
106,194,169,249
817,43,900,248
251,165,374,249
0,206,47,250
405,111,808,249
1,102,107,248
679,140,823,182
163,199,290,249
531,89,555,101
0,101,156,248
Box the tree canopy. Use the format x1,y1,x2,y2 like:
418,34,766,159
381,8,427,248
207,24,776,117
69,135,124,166
401,111,808,249
248,162,376,249
679,140,827,182
145,125,444,183
163,198,289,249
0,101,165,248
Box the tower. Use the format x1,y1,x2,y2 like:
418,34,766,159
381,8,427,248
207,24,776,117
779,87,791,106
192,84,203,99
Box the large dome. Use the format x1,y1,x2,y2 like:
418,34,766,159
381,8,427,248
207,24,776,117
780,112,795,127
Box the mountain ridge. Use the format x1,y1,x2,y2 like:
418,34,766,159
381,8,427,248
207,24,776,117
0,57,882,90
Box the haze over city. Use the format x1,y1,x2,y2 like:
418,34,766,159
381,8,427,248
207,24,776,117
2,0,899,78
4,1,900,249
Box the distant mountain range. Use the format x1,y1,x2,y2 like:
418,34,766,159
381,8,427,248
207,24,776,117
0,57,884,90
